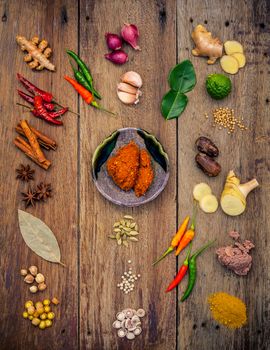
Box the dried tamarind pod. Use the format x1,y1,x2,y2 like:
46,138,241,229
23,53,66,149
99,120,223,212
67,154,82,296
195,153,221,177
195,136,219,157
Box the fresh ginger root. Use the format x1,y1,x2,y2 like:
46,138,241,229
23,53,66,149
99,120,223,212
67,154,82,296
16,35,55,71
191,25,223,64
220,55,239,74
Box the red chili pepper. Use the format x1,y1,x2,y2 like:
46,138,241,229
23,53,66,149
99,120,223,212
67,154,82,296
48,107,68,118
33,96,63,125
166,243,192,293
18,90,55,111
17,73,53,102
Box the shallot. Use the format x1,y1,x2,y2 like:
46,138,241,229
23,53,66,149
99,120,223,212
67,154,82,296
105,50,128,65
105,33,122,50
121,23,141,50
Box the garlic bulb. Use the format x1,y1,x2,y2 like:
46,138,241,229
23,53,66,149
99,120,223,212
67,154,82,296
117,71,142,105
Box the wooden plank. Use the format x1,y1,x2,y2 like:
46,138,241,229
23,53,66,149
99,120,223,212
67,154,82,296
177,0,270,349
79,0,177,348
0,1,78,348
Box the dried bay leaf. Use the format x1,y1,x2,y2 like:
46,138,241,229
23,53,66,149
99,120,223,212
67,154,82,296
18,209,65,266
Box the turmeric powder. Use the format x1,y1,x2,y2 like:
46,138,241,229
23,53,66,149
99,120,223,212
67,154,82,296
208,292,247,329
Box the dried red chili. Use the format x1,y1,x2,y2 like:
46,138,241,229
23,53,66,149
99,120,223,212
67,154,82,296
33,96,63,125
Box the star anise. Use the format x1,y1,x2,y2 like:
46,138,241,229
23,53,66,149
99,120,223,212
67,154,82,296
36,182,52,201
16,164,35,182
21,187,38,208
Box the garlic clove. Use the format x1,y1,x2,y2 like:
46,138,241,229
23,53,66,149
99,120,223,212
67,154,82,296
29,265,38,276
20,269,28,276
121,71,142,88
24,274,34,284
117,90,139,105
38,282,47,291
35,273,45,284
29,285,38,293
117,82,138,95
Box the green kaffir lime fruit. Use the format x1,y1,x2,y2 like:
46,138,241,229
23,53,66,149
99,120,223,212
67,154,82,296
206,74,232,100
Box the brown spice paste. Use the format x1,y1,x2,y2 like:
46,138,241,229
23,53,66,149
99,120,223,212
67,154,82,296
216,231,254,276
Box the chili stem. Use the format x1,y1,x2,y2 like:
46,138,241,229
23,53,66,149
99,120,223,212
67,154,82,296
152,246,174,266
91,101,116,116
184,243,192,263
190,200,197,230
53,101,80,116
16,102,31,109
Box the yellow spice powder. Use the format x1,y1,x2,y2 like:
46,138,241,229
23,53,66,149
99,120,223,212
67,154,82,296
208,292,247,329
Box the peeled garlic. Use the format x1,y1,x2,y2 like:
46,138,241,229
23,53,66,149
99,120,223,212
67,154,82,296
117,71,142,105
121,71,142,88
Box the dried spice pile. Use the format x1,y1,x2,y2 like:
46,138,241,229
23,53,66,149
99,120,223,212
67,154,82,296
208,292,247,329
109,215,139,247
22,298,59,330
20,265,47,293
117,260,141,294
21,182,52,208
113,308,145,340
205,107,248,134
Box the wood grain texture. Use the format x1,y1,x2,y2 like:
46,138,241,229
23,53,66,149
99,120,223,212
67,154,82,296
0,0,269,349
177,0,270,349
79,1,177,349
0,1,78,349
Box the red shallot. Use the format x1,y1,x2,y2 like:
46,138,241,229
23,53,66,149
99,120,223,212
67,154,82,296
105,50,128,65
105,33,122,50
121,23,141,50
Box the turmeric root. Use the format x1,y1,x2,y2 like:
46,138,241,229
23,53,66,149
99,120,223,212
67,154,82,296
16,35,55,71
191,25,223,64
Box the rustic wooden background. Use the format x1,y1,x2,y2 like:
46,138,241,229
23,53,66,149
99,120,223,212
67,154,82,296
0,0,269,349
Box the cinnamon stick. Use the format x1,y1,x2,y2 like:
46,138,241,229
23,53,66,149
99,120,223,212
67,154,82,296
20,120,47,164
16,124,57,150
14,137,51,170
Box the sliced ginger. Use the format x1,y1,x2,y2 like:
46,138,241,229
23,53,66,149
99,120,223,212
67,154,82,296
232,53,246,68
193,183,212,201
220,55,239,75
199,194,219,213
224,40,244,55
16,35,55,71
221,40,246,74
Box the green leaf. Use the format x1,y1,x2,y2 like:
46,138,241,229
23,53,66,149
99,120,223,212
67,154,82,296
161,90,188,120
168,60,196,93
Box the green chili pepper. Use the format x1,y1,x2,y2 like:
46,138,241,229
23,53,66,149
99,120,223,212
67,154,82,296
181,240,215,302
67,50,101,100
